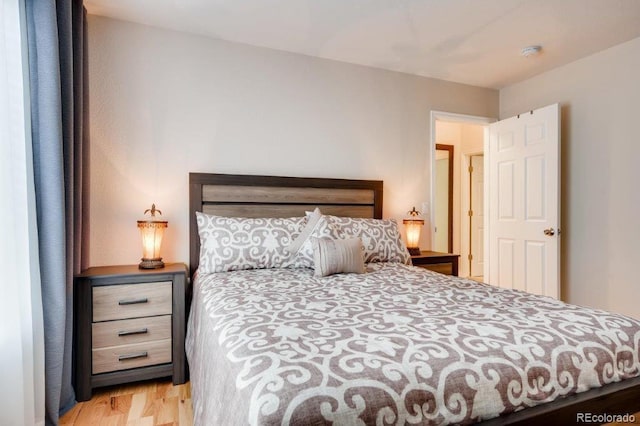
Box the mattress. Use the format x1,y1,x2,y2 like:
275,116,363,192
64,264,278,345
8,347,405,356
185,263,640,425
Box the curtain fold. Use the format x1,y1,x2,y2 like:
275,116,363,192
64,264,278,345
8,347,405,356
25,0,89,424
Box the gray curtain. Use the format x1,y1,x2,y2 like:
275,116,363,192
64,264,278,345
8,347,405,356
26,0,90,424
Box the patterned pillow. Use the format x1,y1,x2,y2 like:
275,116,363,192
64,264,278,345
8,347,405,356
325,215,411,264
196,212,306,273
312,237,365,277
286,208,334,268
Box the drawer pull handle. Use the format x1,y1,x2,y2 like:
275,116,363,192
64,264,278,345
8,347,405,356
117,328,148,336
118,297,148,306
118,351,148,361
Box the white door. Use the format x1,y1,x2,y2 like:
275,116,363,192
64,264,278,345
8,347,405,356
486,104,560,298
470,155,484,277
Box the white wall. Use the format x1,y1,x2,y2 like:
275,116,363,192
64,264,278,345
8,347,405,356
460,124,484,154
500,36,640,319
87,15,498,267
433,155,450,252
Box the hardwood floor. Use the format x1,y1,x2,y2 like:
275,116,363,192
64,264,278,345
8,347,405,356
60,380,192,426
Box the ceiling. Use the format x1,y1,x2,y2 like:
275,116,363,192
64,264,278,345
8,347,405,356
85,0,640,89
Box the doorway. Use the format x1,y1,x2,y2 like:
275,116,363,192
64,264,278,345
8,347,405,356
430,111,493,278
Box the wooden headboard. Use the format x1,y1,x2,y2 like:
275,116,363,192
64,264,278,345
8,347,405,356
189,173,383,274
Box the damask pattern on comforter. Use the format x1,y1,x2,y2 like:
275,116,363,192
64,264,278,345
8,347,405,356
185,264,640,425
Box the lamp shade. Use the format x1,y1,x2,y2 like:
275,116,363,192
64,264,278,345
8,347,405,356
137,204,168,269
403,207,424,256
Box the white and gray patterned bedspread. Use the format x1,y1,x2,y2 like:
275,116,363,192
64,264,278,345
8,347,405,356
185,263,640,425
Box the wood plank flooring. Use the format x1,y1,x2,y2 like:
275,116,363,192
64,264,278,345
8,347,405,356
60,380,192,426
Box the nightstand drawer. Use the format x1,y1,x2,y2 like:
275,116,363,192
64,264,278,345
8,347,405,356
93,282,172,322
92,339,172,374
92,315,171,349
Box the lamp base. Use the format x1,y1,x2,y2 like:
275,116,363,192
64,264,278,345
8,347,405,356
139,258,165,269
408,247,421,256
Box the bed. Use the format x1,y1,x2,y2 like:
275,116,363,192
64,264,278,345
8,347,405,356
186,172,640,425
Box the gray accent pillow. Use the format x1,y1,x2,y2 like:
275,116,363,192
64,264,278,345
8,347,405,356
325,216,411,264
312,237,365,277
196,212,306,273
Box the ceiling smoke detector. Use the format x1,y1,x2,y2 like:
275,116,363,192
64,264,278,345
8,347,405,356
521,45,542,57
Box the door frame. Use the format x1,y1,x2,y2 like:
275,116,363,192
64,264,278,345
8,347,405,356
429,111,495,260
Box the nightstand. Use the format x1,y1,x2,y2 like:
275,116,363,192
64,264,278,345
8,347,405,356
74,263,187,401
411,251,460,276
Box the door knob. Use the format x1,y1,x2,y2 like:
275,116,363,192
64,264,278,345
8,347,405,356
543,228,555,236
